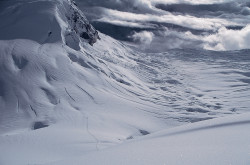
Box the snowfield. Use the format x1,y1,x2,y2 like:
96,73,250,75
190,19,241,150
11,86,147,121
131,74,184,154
1,112,250,165
0,0,250,165
46,113,250,165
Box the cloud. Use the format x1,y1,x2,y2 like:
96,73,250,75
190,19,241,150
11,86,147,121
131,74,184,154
101,9,241,31
131,0,153,10
155,2,250,16
155,25,250,51
203,24,250,50
142,28,204,51
76,0,250,52
133,25,250,52
96,18,155,28
151,0,250,5
76,0,157,13
129,31,154,46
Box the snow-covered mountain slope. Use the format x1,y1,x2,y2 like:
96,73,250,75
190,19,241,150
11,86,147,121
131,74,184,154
1,111,249,165
45,113,250,165
0,0,168,137
131,49,250,122
0,0,250,164
0,1,177,163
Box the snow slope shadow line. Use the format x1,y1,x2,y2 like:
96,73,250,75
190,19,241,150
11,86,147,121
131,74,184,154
86,117,100,151
29,105,38,117
75,84,98,104
64,87,75,101
16,97,20,113
10,40,28,70
41,88,58,105
156,120,250,138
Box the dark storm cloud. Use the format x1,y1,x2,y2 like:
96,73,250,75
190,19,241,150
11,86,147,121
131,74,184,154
155,2,250,16
75,0,250,51
91,21,155,42
75,0,158,14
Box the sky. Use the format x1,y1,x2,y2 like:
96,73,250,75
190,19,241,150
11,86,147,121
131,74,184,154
76,0,250,52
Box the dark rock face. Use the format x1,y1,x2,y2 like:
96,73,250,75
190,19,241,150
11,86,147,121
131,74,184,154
139,129,150,135
66,0,100,46
0,79,5,96
81,32,90,39
33,121,49,130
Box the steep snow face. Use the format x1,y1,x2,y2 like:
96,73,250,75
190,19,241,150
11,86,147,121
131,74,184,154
0,36,165,134
0,38,171,165
0,0,61,43
0,0,167,137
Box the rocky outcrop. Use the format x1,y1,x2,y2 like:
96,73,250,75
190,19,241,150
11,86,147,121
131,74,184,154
57,0,100,49
66,0,100,46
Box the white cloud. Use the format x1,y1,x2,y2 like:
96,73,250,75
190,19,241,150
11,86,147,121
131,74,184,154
96,18,155,28
129,31,154,45
203,24,250,50
158,25,250,51
150,0,248,5
80,0,250,52
133,0,153,9
137,25,250,51
151,28,203,50
101,9,241,31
